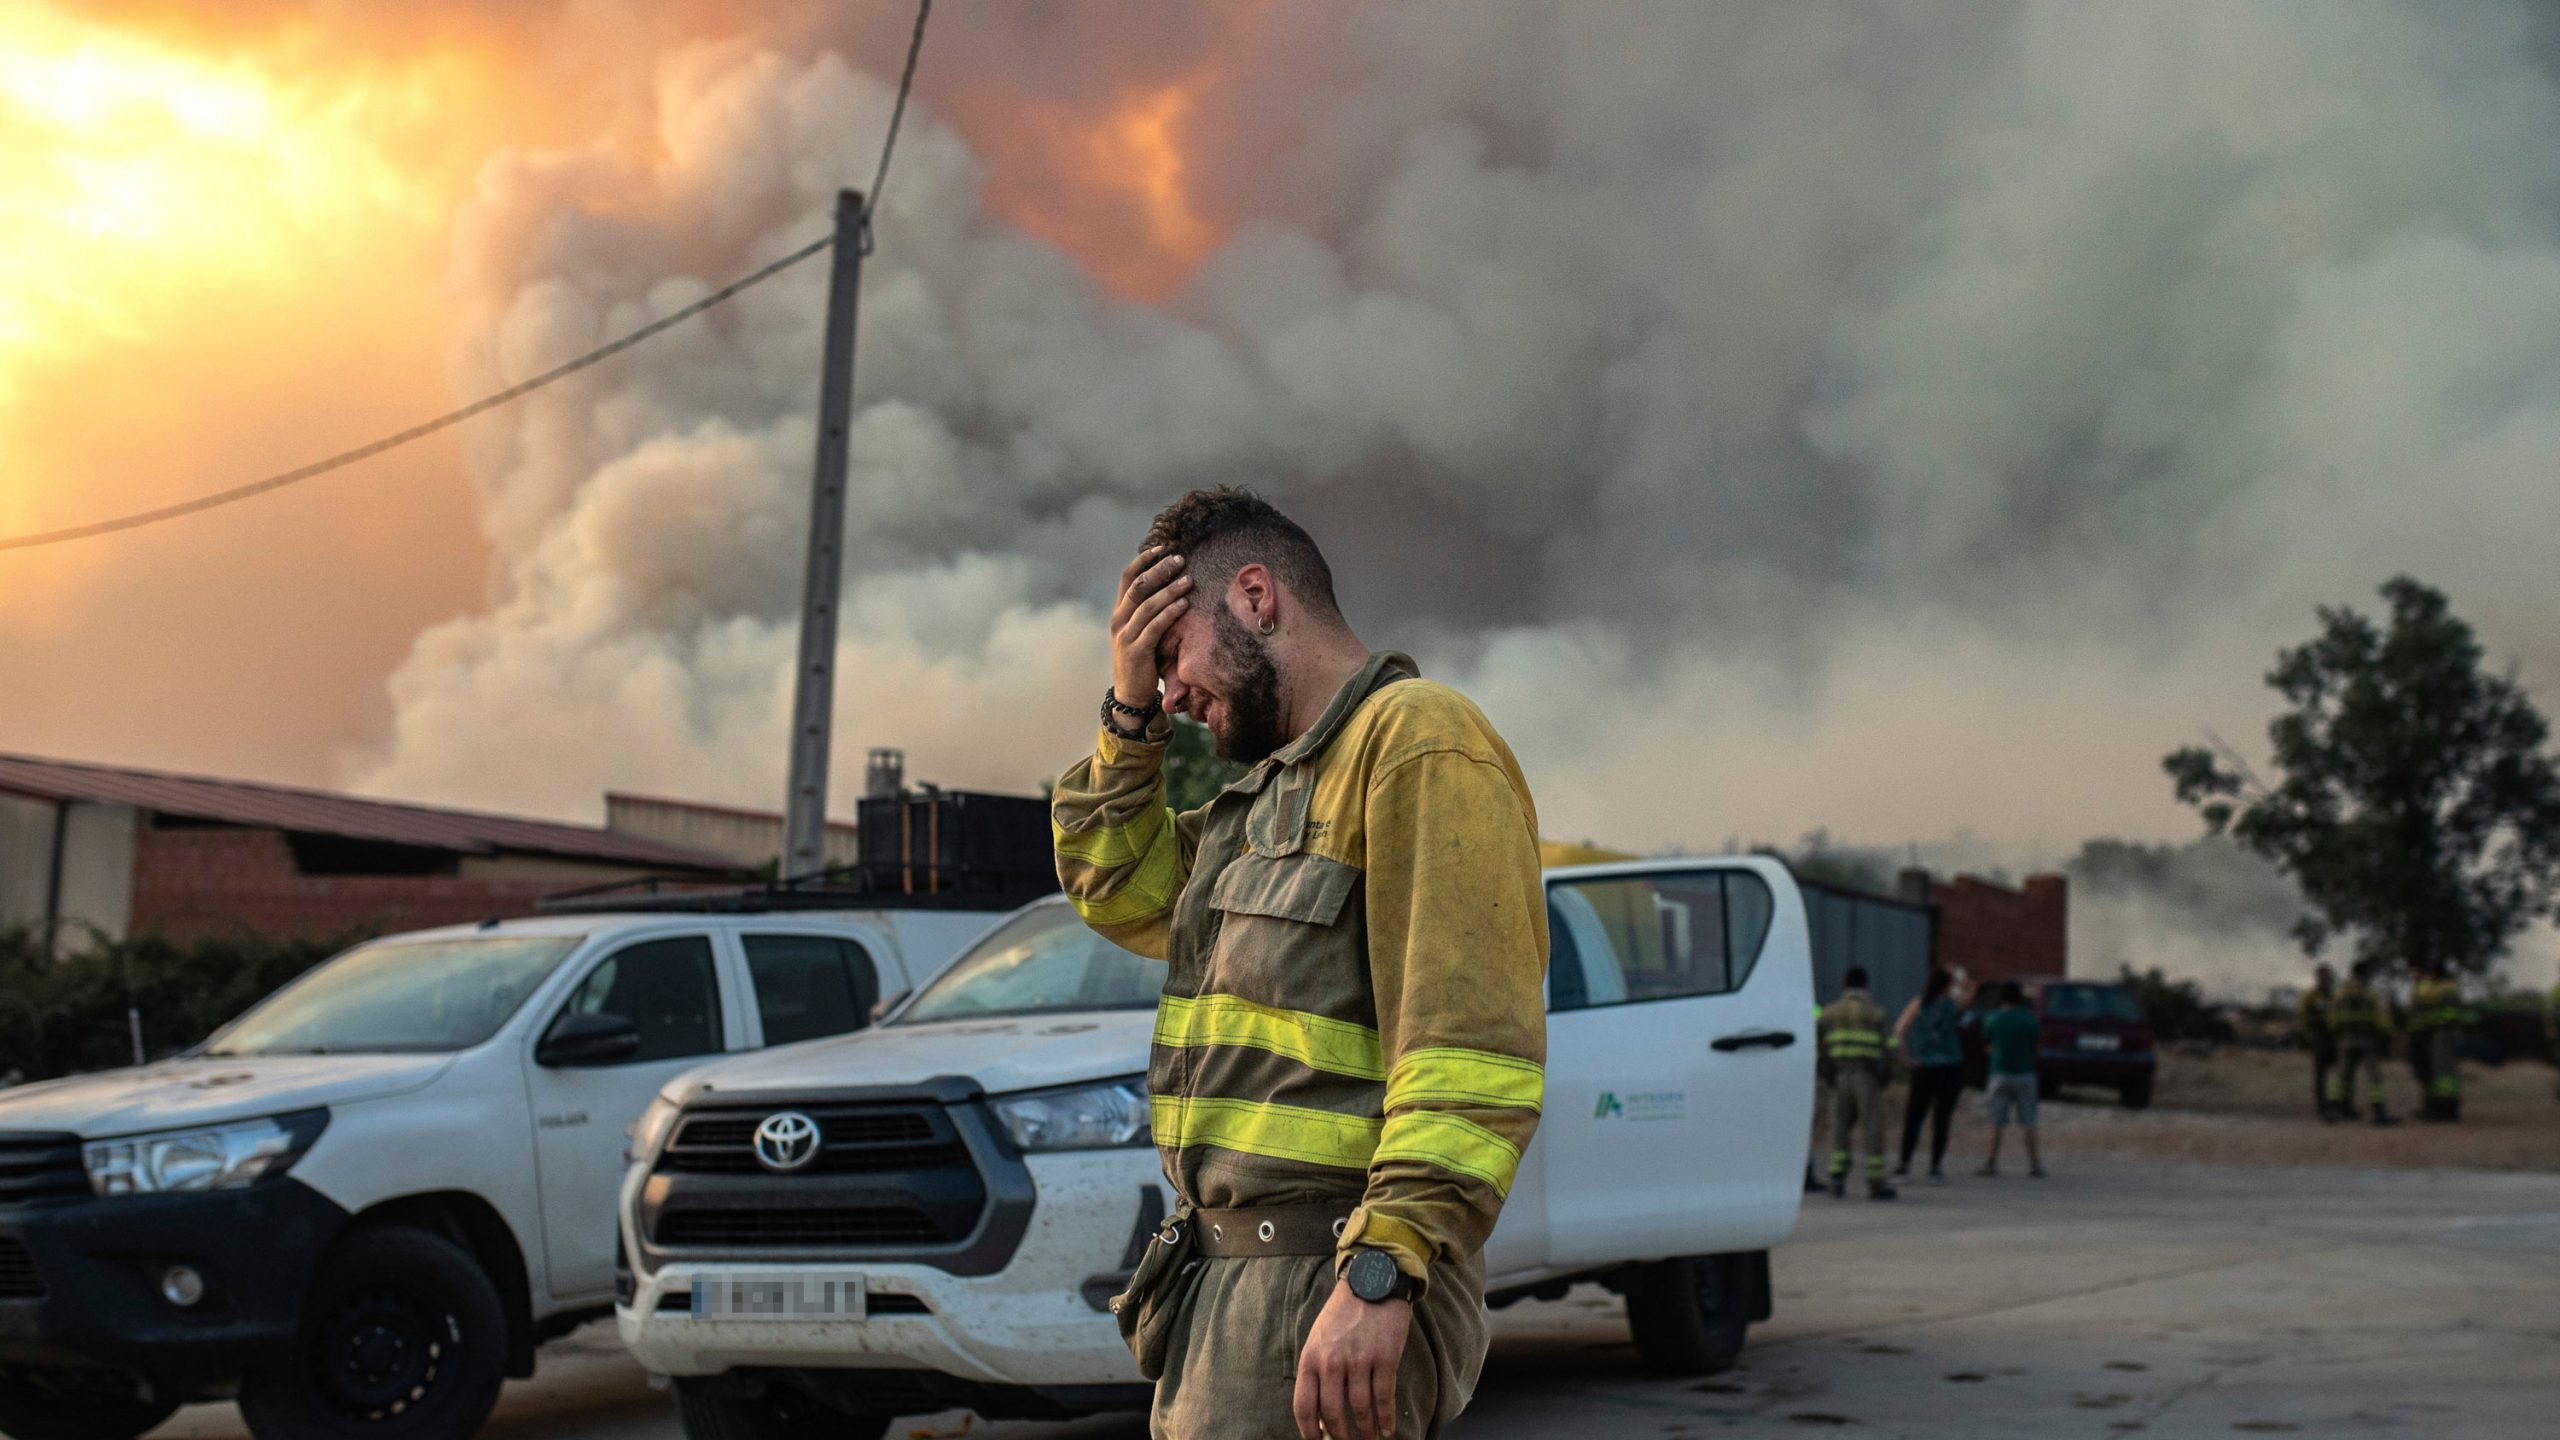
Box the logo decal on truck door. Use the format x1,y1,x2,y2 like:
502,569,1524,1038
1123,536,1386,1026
1594,1089,1687,1121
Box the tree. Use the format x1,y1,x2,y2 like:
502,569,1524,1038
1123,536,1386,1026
2164,576,2560,976
1164,718,1249,812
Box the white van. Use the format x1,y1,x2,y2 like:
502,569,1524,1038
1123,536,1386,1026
619,857,1816,1438
0,904,1004,1440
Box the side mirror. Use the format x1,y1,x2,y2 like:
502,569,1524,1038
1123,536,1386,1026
870,989,911,1025
539,1011,642,1068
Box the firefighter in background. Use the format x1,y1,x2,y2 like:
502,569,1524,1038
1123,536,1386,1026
2300,963,2338,1122
1805,1000,1829,1193
2410,963,2466,1122
2547,977,2560,1103
2396,958,2437,1117
1817,966,1897,1201
2330,962,2396,1126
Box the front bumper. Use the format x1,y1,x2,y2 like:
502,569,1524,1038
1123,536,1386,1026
619,1147,1161,1389
2038,1047,2157,1089
0,1179,347,1400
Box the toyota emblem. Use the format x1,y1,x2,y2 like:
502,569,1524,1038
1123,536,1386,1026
751,1111,821,1172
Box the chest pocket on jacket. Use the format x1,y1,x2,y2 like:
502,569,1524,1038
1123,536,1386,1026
1207,851,1364,1005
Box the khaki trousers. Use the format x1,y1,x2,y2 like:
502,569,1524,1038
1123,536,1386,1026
1828,1065,1887,1180
1151,1250,1487,1440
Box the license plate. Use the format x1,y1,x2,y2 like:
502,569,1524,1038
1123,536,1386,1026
2077,1033,2121,1051
689,1274,866,1320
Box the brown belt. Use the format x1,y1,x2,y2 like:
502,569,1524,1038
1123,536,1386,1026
1190,1204,1351,1258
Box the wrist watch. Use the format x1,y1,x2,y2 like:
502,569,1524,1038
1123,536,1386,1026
1343,1248,1418,1303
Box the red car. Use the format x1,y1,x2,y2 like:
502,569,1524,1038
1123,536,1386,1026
1960,979,2157,1109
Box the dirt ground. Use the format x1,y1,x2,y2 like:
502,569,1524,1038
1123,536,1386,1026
2007,1045,2560,1173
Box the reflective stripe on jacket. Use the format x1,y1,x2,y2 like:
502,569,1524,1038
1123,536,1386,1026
1051,651,1547,1287
2298,988,2333,1041
2410,977,2468,1031
1819,990,1889,1067
2331,980,2390,1037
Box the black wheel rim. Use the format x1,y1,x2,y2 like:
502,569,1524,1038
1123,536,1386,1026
309,1284,455,1422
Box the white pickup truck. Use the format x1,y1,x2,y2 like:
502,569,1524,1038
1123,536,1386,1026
0,903,1003,1440
619,857,1817,1437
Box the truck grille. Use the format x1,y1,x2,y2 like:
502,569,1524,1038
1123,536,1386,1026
658,1207,949,1247
647,1100,990,1253
0,1238,42,1299
0,1133,87,1204
660,1107,965,1175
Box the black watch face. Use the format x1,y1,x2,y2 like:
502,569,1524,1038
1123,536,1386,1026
1346,1249,1401,1301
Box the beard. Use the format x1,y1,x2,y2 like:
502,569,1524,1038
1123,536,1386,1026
1203,604,1288,764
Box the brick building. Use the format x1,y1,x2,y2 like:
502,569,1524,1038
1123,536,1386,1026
0,753,736,954
1898,867,2069,988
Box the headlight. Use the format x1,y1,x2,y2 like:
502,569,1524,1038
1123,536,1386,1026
625,1094,682,1165
84,1109,328,1197
990,1076,1150,1152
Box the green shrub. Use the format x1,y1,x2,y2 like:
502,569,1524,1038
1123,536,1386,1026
0,928,355,1081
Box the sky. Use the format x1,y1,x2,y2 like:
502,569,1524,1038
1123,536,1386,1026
5,1,2559,990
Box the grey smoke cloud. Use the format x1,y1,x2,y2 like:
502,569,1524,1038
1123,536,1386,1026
350,1,2560,986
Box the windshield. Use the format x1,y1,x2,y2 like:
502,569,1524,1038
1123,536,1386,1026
2043,984,2145,1023
899,904,1160,1024
204,935,583,1056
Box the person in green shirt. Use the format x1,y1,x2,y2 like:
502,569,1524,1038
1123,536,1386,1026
1977,982,2047,1178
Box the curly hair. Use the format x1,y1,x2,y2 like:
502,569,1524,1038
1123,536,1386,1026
1142,487,1341,620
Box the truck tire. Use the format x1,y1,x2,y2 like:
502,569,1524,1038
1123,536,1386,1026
237,1225,507,1440
672,1377,888,1440
1625,1254,1750,1376
0,1373,175,1440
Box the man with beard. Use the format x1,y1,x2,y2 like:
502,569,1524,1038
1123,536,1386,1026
1051,488,1547,1440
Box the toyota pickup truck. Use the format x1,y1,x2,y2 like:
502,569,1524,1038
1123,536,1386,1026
0,904,1004,1440
618,856,1817,1437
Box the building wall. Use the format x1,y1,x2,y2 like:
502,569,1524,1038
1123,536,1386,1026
604,794,858,873
1933,873,2068,988
127,826,648,946
0,796,138,955
0,794,52,931
56,803,136,950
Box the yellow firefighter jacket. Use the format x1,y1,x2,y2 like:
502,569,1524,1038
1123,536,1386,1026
2410,976,2467,1033
1051,651,1547,1290
1817,989,1889,1077
2332,978,2390,1041
2298,985,2334,1044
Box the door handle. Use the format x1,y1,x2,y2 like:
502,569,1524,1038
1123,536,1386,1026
1711,1030,1796,1052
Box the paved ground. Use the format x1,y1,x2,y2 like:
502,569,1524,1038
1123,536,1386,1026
165,1156,2560,1440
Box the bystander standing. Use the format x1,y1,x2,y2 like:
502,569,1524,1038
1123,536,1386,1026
1977,982,2046,1179
1892,967,1967,1183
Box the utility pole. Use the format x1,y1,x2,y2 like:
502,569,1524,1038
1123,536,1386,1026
782,189,868,884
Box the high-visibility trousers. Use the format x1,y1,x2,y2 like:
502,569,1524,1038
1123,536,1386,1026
1828,1066,1888,1180
2330,1034,2388,1107
2428,1028,2463,1100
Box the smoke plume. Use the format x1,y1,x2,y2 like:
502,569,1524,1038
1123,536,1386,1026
19,3,2560,991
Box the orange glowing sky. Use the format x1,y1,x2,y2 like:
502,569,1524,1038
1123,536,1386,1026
0,0,1233,785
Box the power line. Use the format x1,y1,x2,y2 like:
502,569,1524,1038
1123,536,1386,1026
0,0,935,555
0,236,832,553
862,0,933,242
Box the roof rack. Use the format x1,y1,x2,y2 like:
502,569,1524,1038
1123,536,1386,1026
534,868,1056,917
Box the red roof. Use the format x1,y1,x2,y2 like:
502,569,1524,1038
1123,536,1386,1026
0,752,734,872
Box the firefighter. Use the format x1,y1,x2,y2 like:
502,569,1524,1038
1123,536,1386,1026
1055,490,1547,1440
2411,964,2466,1122
2547,977,2560,1104
2403,963,2435,1117
2300,963,2339,1122
1817,966,1897,1200
1806,1000,1831,1193
2330,962,2396,1126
